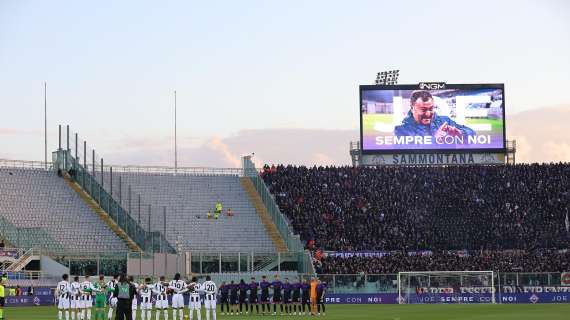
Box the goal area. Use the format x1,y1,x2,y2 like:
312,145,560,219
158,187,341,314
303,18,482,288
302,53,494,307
398,271,495,304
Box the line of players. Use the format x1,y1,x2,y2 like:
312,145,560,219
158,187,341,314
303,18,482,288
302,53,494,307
55,273,326,320
218,275,327,316
55,273,217,320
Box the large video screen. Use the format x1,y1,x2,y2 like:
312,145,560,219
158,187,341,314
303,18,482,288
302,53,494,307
360,84,505,153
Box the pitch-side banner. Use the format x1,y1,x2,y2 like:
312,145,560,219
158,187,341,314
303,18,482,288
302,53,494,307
5,293,569,307
5,295,55,307
361,153,504,166
360,84,506,153
0,250,18,258
324,293,569,304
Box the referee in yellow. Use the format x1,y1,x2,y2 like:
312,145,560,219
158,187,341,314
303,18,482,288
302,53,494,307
0,273,6,320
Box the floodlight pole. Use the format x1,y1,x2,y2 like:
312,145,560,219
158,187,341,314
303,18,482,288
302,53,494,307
174,90,177,174
375,69,400,85
44,82,47,170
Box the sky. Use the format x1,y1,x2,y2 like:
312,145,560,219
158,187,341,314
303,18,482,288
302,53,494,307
1,0,569,167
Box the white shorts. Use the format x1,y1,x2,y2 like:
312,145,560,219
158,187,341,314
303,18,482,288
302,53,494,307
204,294,216,310
81,299,92,309
132,298,138,310
155,298,169,309
172,294,185,309
58,297,70,309
188,295,201,310
140,301,153,310
108,297,118,308
71,298,81,309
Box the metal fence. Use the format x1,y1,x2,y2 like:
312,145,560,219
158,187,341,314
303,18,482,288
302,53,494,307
1,248,311,278
315,273,568,294
0,217,65,251
0,158,53,170
0,247,129,277
242,156,314,275
126,251,314,277
50,127,175,254
97,164,243,176
242,156,304,253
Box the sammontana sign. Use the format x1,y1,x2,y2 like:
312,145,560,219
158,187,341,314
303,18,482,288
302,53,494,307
361,153,504,166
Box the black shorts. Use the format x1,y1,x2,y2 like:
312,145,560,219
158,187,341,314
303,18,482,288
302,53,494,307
283,294,291,304
249,294,258,303
230,295,238,305
272,294,282,303
292,293,300,303
302,295,310,304
220,295,228,304
317,295,324,304
261,293,269,303
0,297,4,307
239,295,246,303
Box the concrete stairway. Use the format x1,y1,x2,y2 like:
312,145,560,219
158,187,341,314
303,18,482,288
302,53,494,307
63,174,141,252
5,249,38,272
240,177,288,253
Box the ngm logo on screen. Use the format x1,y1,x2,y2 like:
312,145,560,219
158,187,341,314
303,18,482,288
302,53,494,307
360,83,506,153
419,82,446,90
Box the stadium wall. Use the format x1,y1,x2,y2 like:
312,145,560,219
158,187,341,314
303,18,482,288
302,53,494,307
39,256,69,278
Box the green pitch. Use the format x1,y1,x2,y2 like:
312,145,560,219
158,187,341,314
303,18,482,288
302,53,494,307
5,304,570,320
362,114,504,136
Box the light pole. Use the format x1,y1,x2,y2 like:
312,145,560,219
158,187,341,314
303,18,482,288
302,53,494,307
44,82,47,170
174,90,177,174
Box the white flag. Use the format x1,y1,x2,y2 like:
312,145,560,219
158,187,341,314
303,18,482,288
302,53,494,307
565,211,570,233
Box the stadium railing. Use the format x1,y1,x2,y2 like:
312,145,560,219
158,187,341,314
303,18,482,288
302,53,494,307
0,246,129,278
34,248,128,276
1,270,44,280
0,158,53,170
241,156,315,275
126,250,314,275
95,164,243,176
0,217,65,251
53,149,175,254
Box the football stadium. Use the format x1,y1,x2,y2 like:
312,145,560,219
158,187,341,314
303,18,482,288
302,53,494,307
1,1,569,320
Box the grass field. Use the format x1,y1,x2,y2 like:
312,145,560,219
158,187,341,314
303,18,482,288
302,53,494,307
362,114,504,136
5,304,570,320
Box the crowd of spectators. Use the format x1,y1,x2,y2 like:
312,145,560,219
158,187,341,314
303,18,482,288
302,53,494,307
317,250,570,274
263,163,570,252
262,163,570,273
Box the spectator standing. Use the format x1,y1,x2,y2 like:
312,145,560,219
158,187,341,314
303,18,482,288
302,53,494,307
215,201,223,217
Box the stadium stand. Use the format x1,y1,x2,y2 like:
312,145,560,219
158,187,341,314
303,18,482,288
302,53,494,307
263,163,570,251
101,171,277,253
262,163,570,272
0,168,129,252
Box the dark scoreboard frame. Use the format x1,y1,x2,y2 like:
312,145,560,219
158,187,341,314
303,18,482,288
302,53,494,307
359,83,507,155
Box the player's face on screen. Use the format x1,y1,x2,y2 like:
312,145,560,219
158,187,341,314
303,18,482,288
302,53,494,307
411,98,434,125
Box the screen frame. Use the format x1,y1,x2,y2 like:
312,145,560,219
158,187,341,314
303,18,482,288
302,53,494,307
359,83,507,155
